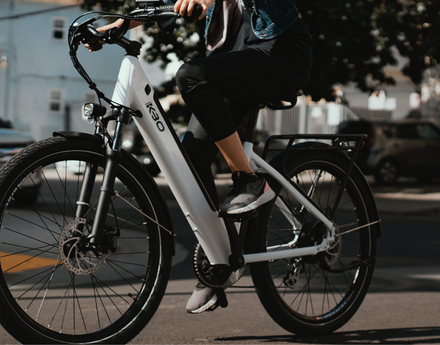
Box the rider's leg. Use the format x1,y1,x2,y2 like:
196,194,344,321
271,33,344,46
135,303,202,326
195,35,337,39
176,46,309,215
182,102,256,314
214,132,275,214
215,132,253,174
182,116,220,207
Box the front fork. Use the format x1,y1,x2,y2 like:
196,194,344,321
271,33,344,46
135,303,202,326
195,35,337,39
75,108,130,247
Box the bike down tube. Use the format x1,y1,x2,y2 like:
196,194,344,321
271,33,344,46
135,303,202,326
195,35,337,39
111,55,231,265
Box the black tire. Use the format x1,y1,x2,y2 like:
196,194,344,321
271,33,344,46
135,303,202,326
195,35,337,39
0,136,173,344
375,158,398,184
249,150,378,336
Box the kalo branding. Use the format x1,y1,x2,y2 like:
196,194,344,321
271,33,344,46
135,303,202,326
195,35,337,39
145,102,165,132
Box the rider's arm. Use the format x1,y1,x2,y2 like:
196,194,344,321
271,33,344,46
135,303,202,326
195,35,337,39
96,19,144,33
85,19,143,52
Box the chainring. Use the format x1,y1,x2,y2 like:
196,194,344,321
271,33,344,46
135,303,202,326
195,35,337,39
193,243,245,289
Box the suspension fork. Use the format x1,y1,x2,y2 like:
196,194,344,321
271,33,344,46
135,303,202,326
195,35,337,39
75,163,98,219
87,108,130,246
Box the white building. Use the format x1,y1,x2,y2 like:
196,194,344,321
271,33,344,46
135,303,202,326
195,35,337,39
0,0,165,140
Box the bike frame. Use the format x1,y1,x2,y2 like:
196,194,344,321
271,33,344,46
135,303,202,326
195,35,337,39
110,54,336,266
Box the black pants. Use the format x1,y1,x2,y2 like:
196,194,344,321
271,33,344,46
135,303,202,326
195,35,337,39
176,20,312,205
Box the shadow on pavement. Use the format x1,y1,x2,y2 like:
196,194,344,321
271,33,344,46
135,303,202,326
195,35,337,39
216,326,440,344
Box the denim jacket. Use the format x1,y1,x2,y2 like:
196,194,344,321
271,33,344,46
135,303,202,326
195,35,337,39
205,0,299,43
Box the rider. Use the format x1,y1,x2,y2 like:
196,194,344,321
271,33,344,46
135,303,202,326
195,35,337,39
90,0,312,314
175,0,312,314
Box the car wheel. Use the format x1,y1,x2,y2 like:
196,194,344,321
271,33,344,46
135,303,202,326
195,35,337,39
375,159,398,184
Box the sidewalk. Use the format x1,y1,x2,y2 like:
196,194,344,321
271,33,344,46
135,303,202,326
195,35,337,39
154,174,440,215
369,176,440,214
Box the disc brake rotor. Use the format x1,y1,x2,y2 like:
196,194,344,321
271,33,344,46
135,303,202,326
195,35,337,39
58,218,109,275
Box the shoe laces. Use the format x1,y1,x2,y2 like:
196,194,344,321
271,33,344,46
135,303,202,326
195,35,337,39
228,171,259,195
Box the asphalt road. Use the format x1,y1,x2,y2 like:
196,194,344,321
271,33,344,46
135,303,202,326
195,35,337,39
125,197,440,345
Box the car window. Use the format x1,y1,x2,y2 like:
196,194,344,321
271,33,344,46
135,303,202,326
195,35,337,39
416,123,440,140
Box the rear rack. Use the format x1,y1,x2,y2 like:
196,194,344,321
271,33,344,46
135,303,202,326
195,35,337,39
262,133,367,161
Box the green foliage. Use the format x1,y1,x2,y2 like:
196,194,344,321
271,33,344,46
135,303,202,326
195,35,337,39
143,19,205,68
298,0,399,100
83,0,440,102
381,0,440,84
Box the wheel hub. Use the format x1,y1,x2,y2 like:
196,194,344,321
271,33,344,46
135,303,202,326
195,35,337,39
320,228,343,269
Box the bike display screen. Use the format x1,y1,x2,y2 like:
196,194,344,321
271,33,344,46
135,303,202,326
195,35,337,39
135,0,165,8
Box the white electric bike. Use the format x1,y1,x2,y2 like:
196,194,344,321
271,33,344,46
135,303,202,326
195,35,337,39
0,2,380,343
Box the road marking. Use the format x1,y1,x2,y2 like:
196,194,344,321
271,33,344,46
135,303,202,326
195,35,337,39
0,252,60,273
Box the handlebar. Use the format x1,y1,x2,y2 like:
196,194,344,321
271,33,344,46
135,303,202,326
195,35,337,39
69,4,202,55
68,3,202,108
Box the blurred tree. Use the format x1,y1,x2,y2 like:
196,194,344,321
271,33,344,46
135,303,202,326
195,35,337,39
375,0,440,85
83,0,440,102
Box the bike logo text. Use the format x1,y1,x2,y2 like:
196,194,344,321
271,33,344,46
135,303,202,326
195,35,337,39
145,102,165,132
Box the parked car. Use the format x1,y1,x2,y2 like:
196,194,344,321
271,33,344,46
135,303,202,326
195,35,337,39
337,119,440,184
0,125,42,202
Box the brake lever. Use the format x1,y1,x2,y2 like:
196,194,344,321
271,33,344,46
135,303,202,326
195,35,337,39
102,18,131,44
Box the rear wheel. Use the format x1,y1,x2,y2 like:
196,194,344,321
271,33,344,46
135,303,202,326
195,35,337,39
250,151,378,335
0,136,173,344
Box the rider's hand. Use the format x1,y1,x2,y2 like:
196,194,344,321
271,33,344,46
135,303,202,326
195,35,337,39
174,0,215,20
83,19,143,52
83,40,104,52
83,25,108,52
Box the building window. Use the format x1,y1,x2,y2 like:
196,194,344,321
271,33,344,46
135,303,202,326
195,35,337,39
49,89,64,112
52,17,65,40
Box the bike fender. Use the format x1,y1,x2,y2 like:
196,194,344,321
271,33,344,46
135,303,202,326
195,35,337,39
52,131,177,253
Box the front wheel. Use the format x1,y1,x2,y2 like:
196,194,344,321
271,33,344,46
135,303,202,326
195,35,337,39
249,150,378,336
0,135,173,344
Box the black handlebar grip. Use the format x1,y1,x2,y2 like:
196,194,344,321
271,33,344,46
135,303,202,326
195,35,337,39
156,3,202,20
87,40,103,51
184,3,203,20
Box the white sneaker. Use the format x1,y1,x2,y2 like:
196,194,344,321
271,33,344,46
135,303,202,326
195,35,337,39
185,283,227,314
219,171,275,216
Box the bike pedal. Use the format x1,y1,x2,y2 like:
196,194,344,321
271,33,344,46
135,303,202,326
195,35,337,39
214,288,228,308
218,209,258,222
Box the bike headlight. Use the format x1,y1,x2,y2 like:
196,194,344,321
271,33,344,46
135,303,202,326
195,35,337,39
82,103,107,122
83,103,95,117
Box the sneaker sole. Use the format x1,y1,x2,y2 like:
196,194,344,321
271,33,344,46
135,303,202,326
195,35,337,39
225,188,276,215
186,294,218,314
